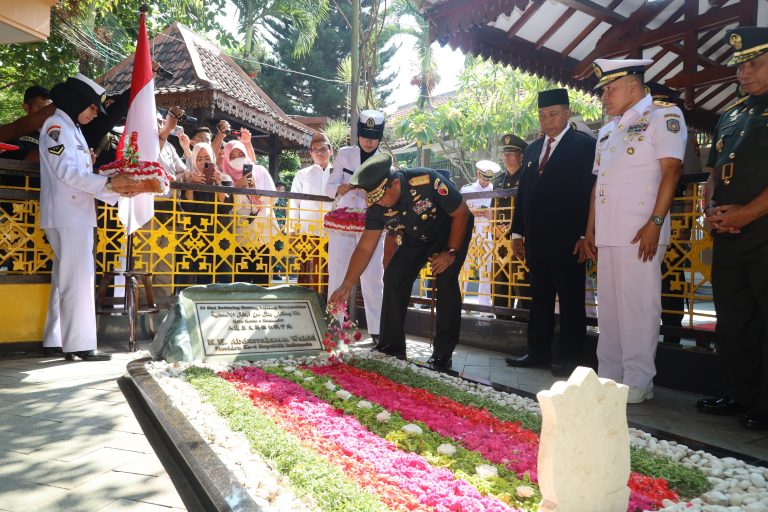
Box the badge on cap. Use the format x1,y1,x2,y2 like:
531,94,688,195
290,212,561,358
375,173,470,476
730,33,743,50
366,117,375,128
504,135,511,144
593,64,603,78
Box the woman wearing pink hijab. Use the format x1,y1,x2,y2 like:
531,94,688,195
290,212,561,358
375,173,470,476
220,129,277,285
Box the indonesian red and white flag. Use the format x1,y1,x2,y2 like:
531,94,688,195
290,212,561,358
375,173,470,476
117,7,158,234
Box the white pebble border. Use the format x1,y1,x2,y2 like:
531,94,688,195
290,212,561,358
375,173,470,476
144,349,768,512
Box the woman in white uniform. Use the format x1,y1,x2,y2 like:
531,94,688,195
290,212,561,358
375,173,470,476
325,110,386,345
39,74,138,361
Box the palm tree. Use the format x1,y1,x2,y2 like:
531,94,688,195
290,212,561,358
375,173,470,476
230,0,330,59
384,0,439,165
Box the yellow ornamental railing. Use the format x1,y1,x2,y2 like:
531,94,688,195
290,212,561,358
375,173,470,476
0,161,714,341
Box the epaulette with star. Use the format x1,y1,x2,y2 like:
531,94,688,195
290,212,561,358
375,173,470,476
652,100,676,108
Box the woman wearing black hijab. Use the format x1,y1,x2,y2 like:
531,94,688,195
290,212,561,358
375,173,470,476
39,74,136,361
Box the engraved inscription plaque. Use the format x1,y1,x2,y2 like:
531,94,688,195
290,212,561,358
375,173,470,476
195,300,323,356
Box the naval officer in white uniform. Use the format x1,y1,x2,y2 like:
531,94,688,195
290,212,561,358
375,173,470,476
39,74,139,361
325,110,386,344
460,160,497,309
580,59,687,403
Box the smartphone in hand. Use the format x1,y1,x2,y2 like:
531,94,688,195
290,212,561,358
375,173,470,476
203,162,215,184
242,163,253,179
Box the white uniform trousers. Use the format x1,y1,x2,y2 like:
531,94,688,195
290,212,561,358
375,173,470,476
43,227,98,353
596,245,664,390
463,222,492,306
327,231,384,335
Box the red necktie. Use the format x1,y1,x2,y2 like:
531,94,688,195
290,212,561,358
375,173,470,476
539,137,555,173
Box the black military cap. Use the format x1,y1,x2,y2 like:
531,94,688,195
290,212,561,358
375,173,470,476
500,133,528,153
725,27,768,67
538,88,569,108
645,82,681,103
351,152,393,204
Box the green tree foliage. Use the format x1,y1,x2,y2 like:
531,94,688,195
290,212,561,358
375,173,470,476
255,16,348,117
395,56,603,182
0,0,231,123
255,0,396,117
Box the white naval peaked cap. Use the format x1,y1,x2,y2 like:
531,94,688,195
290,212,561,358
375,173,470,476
359,109,385,126
358,109,386,140
475,159,500,179
593,58,653,89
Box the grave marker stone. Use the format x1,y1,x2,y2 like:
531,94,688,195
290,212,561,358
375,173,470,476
536,367,630,512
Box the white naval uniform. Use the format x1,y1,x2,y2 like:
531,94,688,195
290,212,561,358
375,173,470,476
460,180,493,306
39,109,120,353
289,163,332,236
593,94,687,390
325,146,384,334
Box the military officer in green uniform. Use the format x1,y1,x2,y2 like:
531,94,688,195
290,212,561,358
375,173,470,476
492,134,529,317
696,27,768,431
328,153,474,369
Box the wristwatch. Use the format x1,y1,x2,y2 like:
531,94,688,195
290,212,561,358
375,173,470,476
649,215,664,226
446,248,458,257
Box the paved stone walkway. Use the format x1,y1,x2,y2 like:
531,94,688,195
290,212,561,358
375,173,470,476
0,349,185,512
1,333,766,511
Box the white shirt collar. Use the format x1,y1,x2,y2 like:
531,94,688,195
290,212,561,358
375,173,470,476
621,94,653,122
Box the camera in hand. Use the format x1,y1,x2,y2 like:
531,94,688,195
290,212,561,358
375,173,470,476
158,108,198,125
203,162,215,184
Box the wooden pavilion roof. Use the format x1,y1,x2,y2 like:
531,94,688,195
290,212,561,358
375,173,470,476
100,23,313,148
415,0,768,129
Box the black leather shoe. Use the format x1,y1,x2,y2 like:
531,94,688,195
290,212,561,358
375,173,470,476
696,396,747,415
550,362,575,378
426,355,453,370
505,354,548,368
64,350,112,361
372,344,406,360
741,413,768,431
370,334,380,349
42,347,63,357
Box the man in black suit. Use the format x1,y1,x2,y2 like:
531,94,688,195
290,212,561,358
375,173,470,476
505,89,597,376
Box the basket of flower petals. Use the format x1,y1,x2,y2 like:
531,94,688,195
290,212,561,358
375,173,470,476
98,131,170,195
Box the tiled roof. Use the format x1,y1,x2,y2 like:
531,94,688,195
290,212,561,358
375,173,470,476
99,23,312,146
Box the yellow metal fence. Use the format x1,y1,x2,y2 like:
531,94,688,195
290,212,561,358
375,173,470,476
0,166,714,333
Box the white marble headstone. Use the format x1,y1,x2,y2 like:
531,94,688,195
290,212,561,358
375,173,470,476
536,367,630,512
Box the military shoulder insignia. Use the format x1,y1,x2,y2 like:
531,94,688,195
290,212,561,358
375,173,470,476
653,100,675,108
664,113,680,119
409,174,430,187
666,119,681,134
599,134,609,143
383,209,399,217
47,144,65,155
437,183,449,196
